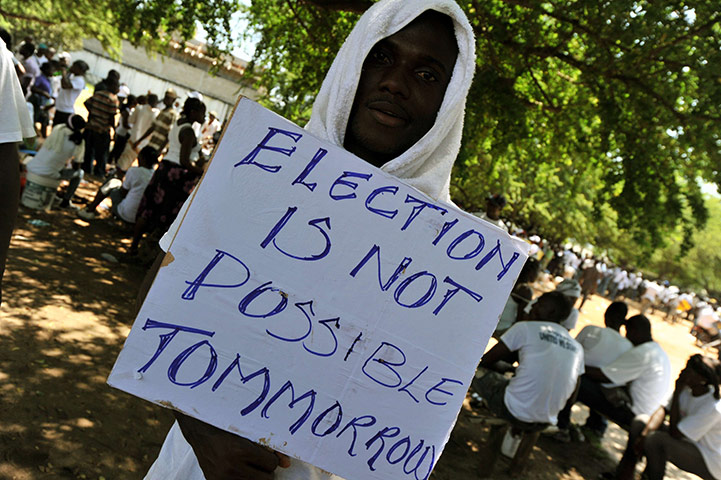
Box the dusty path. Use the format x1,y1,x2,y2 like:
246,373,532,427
0,180,709,479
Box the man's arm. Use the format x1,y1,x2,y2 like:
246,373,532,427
0,142,20,306
132,124,155,148
60,71,73,89
585,366,613,383
478,340,517,373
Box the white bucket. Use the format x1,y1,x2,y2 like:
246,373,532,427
21,172,60,210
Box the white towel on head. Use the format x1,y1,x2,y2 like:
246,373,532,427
305,0,476,203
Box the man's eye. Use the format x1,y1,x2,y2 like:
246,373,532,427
417,71,438,82
371,50,391,64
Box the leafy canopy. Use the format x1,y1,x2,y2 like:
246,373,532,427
5,0,720,274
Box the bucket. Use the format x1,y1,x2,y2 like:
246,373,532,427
21,172,60,210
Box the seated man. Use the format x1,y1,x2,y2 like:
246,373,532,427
77,146,158,223
613,354,721,480
554,301,631,441
576,301,632,369
557,315,671,439
474,291,585,429
555,278,581,331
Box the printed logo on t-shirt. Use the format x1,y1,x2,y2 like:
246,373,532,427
539,331,578,352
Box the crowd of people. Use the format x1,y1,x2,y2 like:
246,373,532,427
2,1,720,479
3,27,224,261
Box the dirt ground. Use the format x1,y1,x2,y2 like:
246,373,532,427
0,177,711,479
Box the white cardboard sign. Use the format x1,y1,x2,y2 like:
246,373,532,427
108,98,529,480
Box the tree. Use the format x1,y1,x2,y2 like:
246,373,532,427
4,0,719,262
0,0,241,55
240,0,720,257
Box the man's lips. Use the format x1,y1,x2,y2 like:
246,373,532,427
366,100,409,127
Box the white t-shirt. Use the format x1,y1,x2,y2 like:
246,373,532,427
129,104,159,144
575,326,632,368
500,321,585,425
55,74,85,114
145,422,345,480
22,54,41,86
116,166,154,223
26,135,81,178
0,40,35,143
601,341,671,416
560,308,579,331
676,387,721,479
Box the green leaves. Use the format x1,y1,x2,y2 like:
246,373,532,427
5,0,719,279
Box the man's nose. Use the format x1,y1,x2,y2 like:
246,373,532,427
378,66,411,98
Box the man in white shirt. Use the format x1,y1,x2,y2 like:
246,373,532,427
52,60,88,128
474,291,584,428
127,93,160,150
554,301,632,441
0,31,36,305
613,354,721,480
557,314,671,439
139,1,478,479
473,193,508,232
555,278,581,331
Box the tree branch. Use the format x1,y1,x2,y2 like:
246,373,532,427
0,8,57,26
301,0,371,13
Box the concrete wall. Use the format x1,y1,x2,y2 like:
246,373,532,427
70,39,260,121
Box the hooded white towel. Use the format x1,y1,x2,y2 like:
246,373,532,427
305,0,476,203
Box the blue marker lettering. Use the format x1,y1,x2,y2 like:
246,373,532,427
401,195,447,231
432,277,483,316
349,245,412,292
137,319,214,374
329,171,372,201
238,281,288,318
292,148,327,192
336,415,377,457
234,127,302,172
182,249,251,300
365,426,401,471
393,271,437,309
446,229,485,260
167,340,218,389
475,239,521,281
261,380,317,435
386,436,412,465
365,186,399,219
311,401,343,437
211,354,271,416
362,342,406,388
425,378,463,406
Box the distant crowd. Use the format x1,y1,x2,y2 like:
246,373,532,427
3,28,224,260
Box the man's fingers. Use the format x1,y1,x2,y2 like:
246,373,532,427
275,451,292,468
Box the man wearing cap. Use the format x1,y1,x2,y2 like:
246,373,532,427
53,59,89,128
133,89,179,154
555,278,582,331
474,193,508,231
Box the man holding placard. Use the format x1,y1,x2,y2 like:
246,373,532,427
118,1,510,479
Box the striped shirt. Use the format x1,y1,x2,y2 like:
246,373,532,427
85,90,119,134
147,107,179,152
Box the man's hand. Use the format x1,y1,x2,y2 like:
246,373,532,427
175,412,290,479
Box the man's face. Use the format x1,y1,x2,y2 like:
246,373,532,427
486,202,502,220
164,94,176,108
69,63,85,76
344,12,458,168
